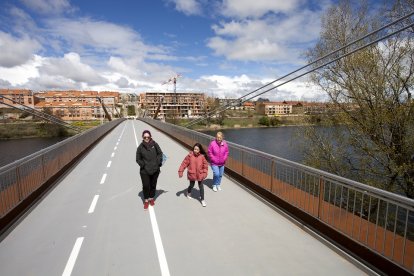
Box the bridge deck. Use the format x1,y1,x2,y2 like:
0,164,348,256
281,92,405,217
0,120,370,275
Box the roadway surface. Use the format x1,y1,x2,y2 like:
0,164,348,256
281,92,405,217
0,120,371,275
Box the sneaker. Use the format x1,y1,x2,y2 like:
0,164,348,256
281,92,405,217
217,186,222,191
212,185,217,192
201,200,207,207
186,192,192,199
149,199,155,206
144,201,149,210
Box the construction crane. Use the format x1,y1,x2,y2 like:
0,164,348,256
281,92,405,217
162,73,181,118
162,73,181,94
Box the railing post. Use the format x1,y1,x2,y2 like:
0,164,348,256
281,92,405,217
318,177,325,220
15,167,23,201
241,151,244,176
270,159,275,193
41,155,47,183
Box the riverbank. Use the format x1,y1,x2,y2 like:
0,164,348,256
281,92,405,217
0,120,101,139
176,114,316,131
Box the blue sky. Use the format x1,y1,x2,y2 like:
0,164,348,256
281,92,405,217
0,0,381,101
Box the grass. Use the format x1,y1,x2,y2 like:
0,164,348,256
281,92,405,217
0,120,104,139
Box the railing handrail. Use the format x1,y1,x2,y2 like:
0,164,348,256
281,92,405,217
143,118,414,209
0,122,108,174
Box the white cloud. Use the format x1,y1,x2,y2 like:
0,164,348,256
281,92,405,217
208,9,322,63
115,77,135,88
196,74,326,101
40,52,106,85
44,18,168,60
0,32,41,67
20,0,73,14
169,0,201,15
0,55,42,85
220,0,304,18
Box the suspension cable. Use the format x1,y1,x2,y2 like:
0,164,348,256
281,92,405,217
185,11,414,127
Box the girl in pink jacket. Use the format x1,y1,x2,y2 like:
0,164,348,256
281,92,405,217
178,143,209,207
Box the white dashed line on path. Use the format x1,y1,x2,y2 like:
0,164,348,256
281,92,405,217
88,195,99,214
100,173,107,184
62,237,84,276
107,161,112,168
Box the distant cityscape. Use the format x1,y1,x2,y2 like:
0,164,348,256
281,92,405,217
0,89,330,121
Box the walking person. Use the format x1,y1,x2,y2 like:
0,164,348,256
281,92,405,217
136,130,163,210
208,131,229,192
178,143,209,207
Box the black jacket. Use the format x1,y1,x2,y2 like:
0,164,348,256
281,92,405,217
136,140,163,175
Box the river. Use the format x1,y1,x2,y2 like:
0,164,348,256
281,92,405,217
202,126,306,163
0,126,308,169
0,137,67,167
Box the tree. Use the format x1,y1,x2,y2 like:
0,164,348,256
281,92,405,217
303,0,414,197
201,97,218,126
258,116,270,126
127,105,136,116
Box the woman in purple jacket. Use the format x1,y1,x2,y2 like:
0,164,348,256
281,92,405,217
208,131,229,192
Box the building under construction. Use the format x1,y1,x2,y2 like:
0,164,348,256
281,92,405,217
139,92,206,119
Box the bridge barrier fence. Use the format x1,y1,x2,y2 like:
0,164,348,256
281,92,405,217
141,118,414,274
0,119,125,221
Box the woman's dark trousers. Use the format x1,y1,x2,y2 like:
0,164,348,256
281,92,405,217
187,181,204,200
140,171,160,199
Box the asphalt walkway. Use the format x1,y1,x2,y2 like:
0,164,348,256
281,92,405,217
0,120,370,275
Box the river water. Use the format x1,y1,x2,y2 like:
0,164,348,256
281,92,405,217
0,137,67,168
0,127,305,168
203,126,305,163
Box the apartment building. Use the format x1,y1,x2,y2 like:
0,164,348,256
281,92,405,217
242,101,255,111
256,101,295,115
0,89,35,108
34,90,120,120
139,92,205,118
256,100,332,116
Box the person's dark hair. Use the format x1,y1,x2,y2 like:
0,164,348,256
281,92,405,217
142,130,152,138
193,143,209,162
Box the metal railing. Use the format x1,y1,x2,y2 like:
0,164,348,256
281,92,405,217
0,119,125,218
141,118,414,273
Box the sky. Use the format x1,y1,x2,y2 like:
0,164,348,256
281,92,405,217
0,0,379,101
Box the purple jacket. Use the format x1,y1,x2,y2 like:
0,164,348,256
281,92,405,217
208,139,229,166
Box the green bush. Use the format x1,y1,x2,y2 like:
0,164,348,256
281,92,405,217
270,117,280,126
258,116,270,126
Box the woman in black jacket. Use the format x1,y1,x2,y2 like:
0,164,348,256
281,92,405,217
136,130,163,210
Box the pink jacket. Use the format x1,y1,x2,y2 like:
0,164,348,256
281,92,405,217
178,152,208,181
208,140,229,166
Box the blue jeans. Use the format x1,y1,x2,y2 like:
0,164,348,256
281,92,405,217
211,165,224,187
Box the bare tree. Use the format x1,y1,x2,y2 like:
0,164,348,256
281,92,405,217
304,0,414,197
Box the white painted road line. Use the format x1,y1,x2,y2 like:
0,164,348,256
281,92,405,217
88,195,99,214
62,237,84,276
107,161,112,168
149,207,171,276
114,146,117,150
100,173,107,184
132,121,170,276
111,152,115,157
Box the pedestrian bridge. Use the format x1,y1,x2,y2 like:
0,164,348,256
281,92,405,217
0,119,413,275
